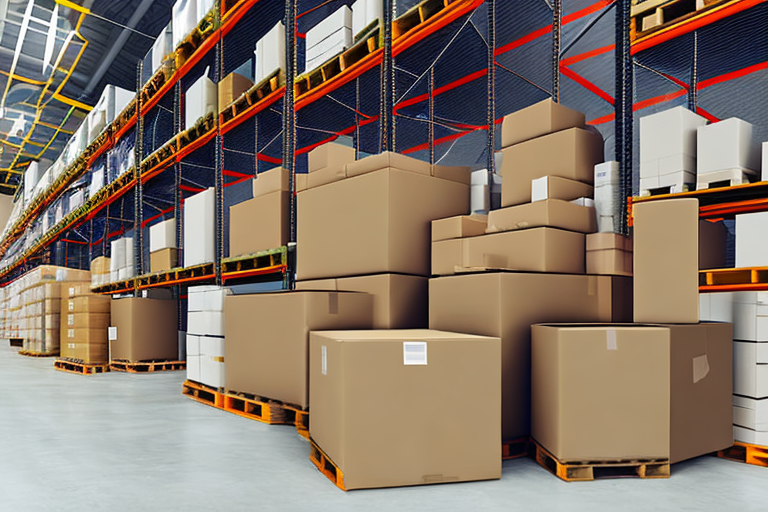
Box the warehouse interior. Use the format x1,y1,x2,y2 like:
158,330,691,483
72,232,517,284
1,0,767,509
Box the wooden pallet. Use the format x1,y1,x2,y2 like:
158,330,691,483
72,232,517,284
177,112,215,152
696,168,757,190
110,359,186,373
639,182,693,197
54,359,110,376
503,437,532,460
223,390,308,431
631,0,729,41
718,442,768,468
134,261,216,288
182,380,225,408
533,440,670,482
18,350,58,358
9,338,22,347
221,247,287,279
699,266,768,289
393,0,457,40
221,70,284,124
310,438,346,491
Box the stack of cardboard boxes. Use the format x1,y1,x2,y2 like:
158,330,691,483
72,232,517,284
305,6,352,72
59,284,111,364
150,218,178,273
186,286,228,388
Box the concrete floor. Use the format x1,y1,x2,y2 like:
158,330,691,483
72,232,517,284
0,343,766,512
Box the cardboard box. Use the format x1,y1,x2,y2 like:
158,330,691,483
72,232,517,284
733,292,768,342
187,354,202,383
229,191,289,257
255,21,285,84
186,333,201,356
733,395,768,431
295,274,428,329
736,211,768,268
64,296,111,314
734,425,768,446
344,151,471,185
188,310,224,337
308,142,356,174
429,272,632,440
531,323,733,464
501,128,604,207
297,168,469,280
697,118,761,174
184,188,215,267
487,199,596,234
310,330,501,489
224,291,373,407
110,298,178,362
64,284,93,298
586,232,632,276
200,336,225,388
431,228,585,276
699,219,727,270
90,256,110,276
640,106,707,178
65,340,108,364
150,248,178,273
252,167,289,198
218,72,254,108
64,313,109,330
306,5,352,50
306,27,352,63
633,199,699,323
500,98,585,148
734,341,768,398
431,215,487,242
531,175,594,203
351,0,383,36
149,218,176,252
185,73,217,131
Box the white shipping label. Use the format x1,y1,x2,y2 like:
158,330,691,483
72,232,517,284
606,330,617,350
321,345,327,375
68,343,75,349
68,300,75,311
108,326,117,341
69,287,75,296
403,342,428,365
68,314,74,326
68,329,75,339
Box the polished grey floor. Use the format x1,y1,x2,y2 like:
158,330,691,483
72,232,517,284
1,342,766,512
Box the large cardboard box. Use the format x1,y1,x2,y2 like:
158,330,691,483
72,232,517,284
344,151,471,184
531,175,594,203
296,274,428,329
639,106,707,179
431,215,487,242
501,128,604,207
586,232,632,276
633,198,699,323
310,329,501,489
429,272,632,440
531,323,733,464
229,191,289,257
297,168,469,280
431,228,585,276
218,72,254,108
151,248,178,273
501,98,585,148
110,298,178,362
252,167,289,198
486,199,596,234
224,291,374,407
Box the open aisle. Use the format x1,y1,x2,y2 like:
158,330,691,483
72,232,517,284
0,344,765,512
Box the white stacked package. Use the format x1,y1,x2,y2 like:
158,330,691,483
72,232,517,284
697,118,761,175
255,21,285,84
470,170,490,215
187,285,229,387
87,85,135,143
593,160,621,233
735,211,768,268
119,237,135,281
150,218,177,252
197,0,214,18
23,161,41,205
151,23,173,73
639,106,707,193
183,187,216,266
352,0,383,36
305,6,352,72
172,0,198,49
110,238,124,282
185,69,217,130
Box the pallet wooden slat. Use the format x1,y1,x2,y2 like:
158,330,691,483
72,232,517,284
54,359,110,376
110,359,186,373
718,442,768,468
310,438,347,490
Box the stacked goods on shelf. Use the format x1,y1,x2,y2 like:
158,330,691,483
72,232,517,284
184,188,215,267
86,85,135,144
90,256,111,288
109,236,135,282
429,99,633,444
59,284,111,364
351,0,383,38
309,330,502,489
696,118,761,190
185,68,217,131
639,106,707,194
219,72,253,109
110,297,178,362
149,219,178,272
255,21,285,84
186,286,229,387
149,22,173,75
172,0,214,50
229,167,289,257
305,6,352,72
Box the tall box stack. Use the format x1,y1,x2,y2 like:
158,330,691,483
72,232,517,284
639,106,707,194
696,118,760,189
110,297,178,362
297,148,470,329
184,188,216,267
185,70,217,131
187,285,229,388
255,22,285,84
150,219,177,273
229,167,289,258
305,6,352,72
59,284,111,364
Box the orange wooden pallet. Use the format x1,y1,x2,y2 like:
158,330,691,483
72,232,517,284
718,442,768,468
182,380,225,408
54,359,110,376
309,438,346,491
110,359,186,373
503,437,531,460
223,391,308,433
18,350,57,357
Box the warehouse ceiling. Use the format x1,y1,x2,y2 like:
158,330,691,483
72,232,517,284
0,0,174,195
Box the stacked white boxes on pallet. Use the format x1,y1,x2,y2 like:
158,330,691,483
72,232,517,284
187,285,229,387
305,6,352,72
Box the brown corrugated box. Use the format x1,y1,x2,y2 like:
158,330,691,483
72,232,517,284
90,256,110,276
218,72,253,108
486,199,596,234
501,128,604,207
308,142,356,173
64,313,110,330
229,191,289,257
633,198,699,323
501,98,586,148
150,248,178,273
63,296,111,314
586,232,633,276
61,334,108,364
65,283,93,298
699,219,727,270
344,151,471,185
63,327,108,344
532,175,594,202
224,291,374,407
110,297,178,362
429,272,632,440
295,274,428,329
531,323,733,464
297,168,469,280
310,329,501,489
252,167,290,198
431,228,585,276
431,215,487,242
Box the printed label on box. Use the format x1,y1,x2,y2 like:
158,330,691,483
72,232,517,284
403,342,428,365
108,326,117,341
321,345,327,375
68,314,74,326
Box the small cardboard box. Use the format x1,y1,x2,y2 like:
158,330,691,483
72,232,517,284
586,232,632,276
308,142,356,173
531,175,594,203
110,298,178,362
64,313,110,330
486,199,596,234
501,98,585,148
431,215,487,242
229,191,289,257
252,167,289,198
310,329,501,489
150,248,178,273
531,323,733,464
218,72,254,108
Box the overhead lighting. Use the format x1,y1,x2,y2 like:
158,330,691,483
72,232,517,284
43,4,59,75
